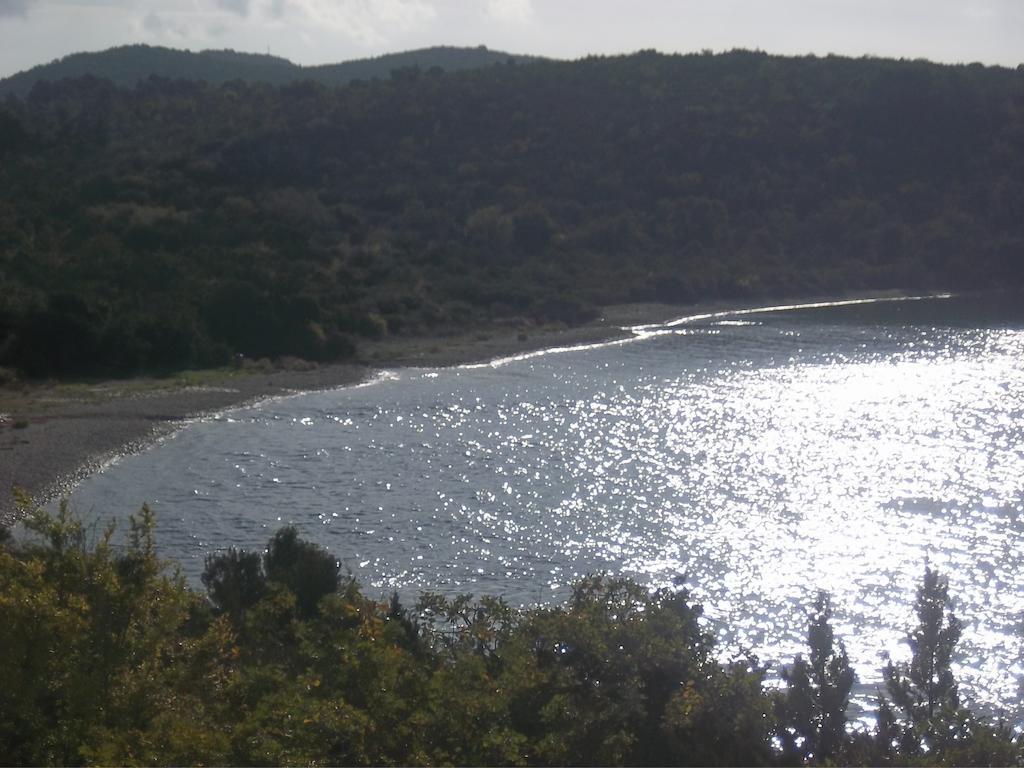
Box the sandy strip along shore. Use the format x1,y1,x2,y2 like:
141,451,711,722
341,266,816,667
0,302,696,525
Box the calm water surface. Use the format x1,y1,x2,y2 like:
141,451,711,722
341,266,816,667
64,294,1024,718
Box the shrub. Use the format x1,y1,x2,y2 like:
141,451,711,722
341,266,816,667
263,525,340,618
202,547,266,624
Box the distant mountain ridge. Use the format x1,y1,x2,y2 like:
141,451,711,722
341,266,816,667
0,44,543,96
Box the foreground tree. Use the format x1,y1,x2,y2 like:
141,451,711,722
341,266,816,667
504,576,777,766
0,503,199,765
777,591,855,764
884,566,962,751
262,525,341,618
201,546,266,624
2,505,1020,766
865,565,1021,766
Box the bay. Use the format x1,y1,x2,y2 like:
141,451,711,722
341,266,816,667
62,293,1024,719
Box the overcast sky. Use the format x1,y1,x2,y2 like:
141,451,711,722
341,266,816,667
1,0,1021,79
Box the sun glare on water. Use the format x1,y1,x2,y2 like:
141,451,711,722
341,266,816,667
63,296,1024,719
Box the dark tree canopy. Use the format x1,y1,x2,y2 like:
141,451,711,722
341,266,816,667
0,43,540,98
263,525,340,617
778,591,855,764
202,547,266,623
883,566,964,751
1,506,1020,765
1,50,1021,378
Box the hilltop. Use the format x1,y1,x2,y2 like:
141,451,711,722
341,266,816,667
0,43,540,97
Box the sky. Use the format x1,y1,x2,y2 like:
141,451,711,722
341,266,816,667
0,0,1021,79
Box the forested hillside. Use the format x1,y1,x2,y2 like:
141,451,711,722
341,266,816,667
0,50,1022,378
0,44,536,97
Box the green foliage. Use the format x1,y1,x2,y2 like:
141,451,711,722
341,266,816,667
263,525,341,618
0,502,197,765
838,566,1022,767
0,506,1020,766
1,51,1022,379
202,547,266,624
0,44,540,98
881,566,966,758
885,567,963,728
777,591,856,764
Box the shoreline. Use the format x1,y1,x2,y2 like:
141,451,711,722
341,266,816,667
0,290,922,525
0,300,689,525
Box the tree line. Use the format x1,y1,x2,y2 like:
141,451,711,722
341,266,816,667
0,504,1019,765
0,50,1022,378
0,44,538,98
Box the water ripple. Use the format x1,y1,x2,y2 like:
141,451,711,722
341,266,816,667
65,295,1024,720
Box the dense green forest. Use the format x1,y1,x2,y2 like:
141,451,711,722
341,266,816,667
0,504,1018,766
0,50,1022,378
0,44,538,97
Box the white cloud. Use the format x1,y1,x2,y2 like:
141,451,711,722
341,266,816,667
484,0,532,23
216,0,250,16
283,0,437,45
130,0,270,46
137,6,214,42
